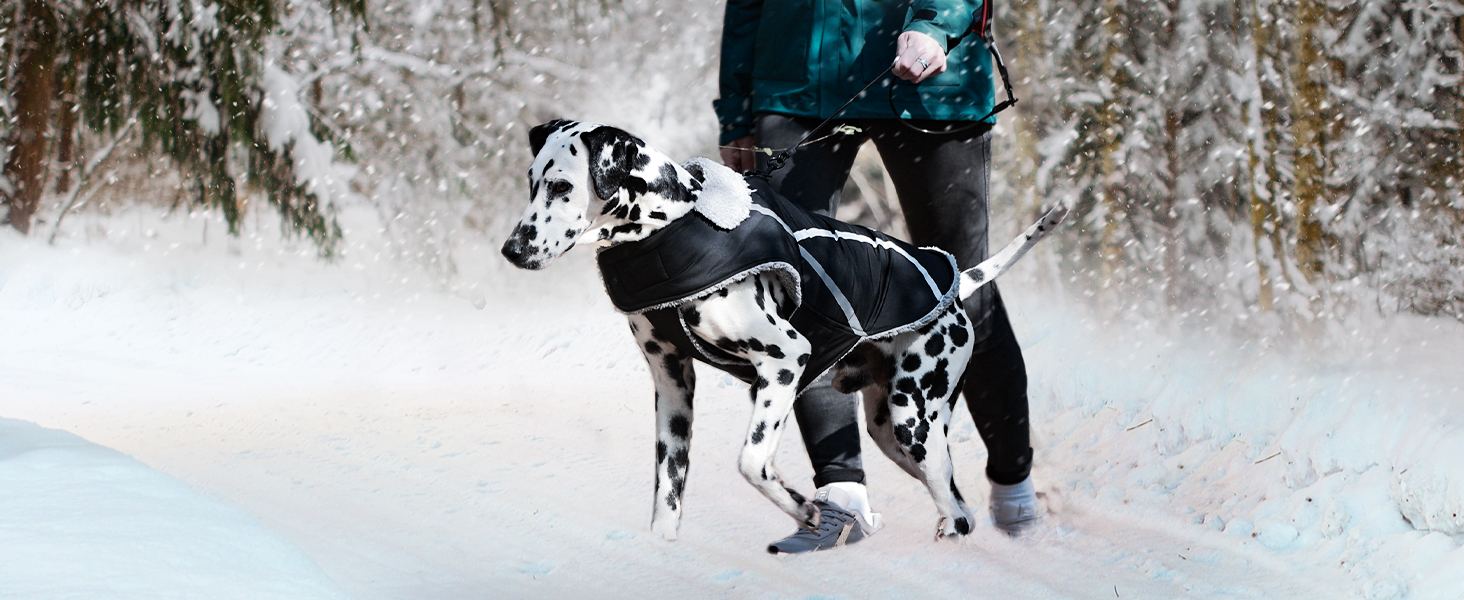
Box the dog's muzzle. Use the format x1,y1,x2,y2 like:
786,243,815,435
500,227,544,270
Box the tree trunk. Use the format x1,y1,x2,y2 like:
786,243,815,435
1291,0,1326,287
1246,0,1285,311
1096,0,1127,288
2,0,60,234
1160,0,1183,309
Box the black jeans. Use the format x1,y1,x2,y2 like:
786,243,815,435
754,113,1034,487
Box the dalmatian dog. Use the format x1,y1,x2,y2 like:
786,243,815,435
501,120,1067,541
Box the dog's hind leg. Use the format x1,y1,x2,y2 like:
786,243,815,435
859,375,925,481
628,314,698,541
884,314,977,538
836,343,925,481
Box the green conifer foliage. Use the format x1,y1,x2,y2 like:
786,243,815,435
2,0,364,254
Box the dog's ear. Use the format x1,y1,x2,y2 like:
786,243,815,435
529,119,577,157
579,125,648,202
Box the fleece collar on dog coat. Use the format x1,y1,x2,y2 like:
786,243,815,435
597,173,959,393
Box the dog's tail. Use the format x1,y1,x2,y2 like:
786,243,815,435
958,201,1071,300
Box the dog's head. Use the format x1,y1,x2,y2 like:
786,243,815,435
501,120,703,270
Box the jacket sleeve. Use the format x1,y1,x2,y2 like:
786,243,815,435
714,0,761,145
903,0,982,53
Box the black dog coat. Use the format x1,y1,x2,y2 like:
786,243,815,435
598,175,960,393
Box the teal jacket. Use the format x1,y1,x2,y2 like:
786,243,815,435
715,0,995,144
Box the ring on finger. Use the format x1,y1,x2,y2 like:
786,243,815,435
915,56,930,70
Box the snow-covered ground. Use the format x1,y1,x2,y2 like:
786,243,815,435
3,207,1463,599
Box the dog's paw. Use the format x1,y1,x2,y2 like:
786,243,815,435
651,519,680,542
933,515,974,540
800,502,822,532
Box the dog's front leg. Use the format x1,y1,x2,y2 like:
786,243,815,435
682,277,820,530
628,314,697,541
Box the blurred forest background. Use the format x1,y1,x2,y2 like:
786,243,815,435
2,0,1462,341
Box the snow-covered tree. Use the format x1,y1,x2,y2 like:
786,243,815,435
1,0,363,252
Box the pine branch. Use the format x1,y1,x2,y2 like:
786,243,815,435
48,118,136,244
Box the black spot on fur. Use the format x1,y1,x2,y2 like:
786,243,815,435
628,205,642,221
529,119,575,156
579,125,650,201
751,421,767,444
609,223,643,237
954,516,971,535
891,393,910,407
569,144,577,156
786,329,799,339
895,377,918,395
836,374,869,393
649,211,667,220
949,325,969,347
664,354,688,389
914,419,930,444
925,334,945,357
786,488,807,506
765,345,785,359
644,341,662,355
665,445,691,509
669,415,691,439
909,443,926,462
797,354,810,367
748,338,765,352
874,403,890,426
514,224,538,243
754,376,769,391
681,305,701,327
893,423,913,446
656,440,667,463
920,359,951,400
777,369,795,386
902,354,922,372
766,314,777,325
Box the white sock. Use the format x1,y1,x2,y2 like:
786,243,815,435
815,482,883,533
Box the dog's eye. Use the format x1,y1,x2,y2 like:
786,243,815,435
550,181,573,195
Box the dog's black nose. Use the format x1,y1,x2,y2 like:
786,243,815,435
501,228,545,269
501,237,528,264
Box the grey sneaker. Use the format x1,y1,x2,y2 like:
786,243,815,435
990,476,1043,535
767,500,873,554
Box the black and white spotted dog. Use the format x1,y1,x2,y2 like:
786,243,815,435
501,120,1066,541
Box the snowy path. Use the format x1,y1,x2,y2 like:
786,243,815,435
3,221,1461,598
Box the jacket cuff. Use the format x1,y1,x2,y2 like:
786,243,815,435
713,97,754,145
902,19,953,53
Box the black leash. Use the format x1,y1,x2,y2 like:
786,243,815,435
755,64,895,177
889,38,1019,135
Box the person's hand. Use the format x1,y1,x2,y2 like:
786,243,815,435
720,135,756,173
892,31,947,83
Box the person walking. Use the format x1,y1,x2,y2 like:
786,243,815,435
715,0,1042,553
